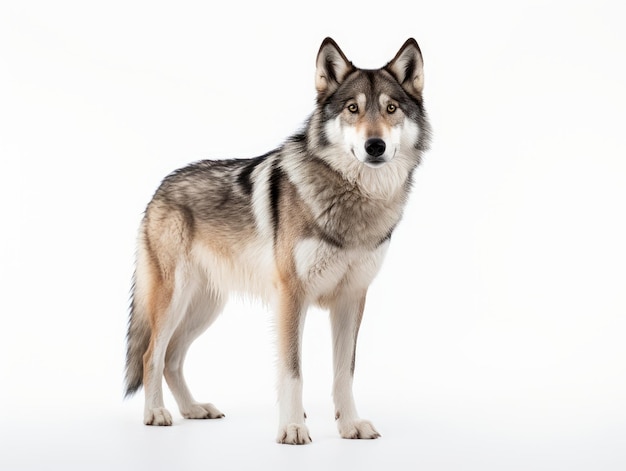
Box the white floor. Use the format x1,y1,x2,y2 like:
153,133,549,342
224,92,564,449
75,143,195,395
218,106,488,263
3,393,624,471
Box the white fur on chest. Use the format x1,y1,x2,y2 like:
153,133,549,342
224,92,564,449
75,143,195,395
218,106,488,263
293,238,390,300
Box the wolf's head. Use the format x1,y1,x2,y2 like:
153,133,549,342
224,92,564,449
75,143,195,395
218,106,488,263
312,38,429,177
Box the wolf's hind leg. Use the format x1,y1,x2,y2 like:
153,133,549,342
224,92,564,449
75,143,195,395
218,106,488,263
165,287,226,419
142,275,193,426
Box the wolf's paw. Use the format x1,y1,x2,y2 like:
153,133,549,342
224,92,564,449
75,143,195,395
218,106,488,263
276,423,312,445
144,407,173,426
338,419,381,439
182,403,225,420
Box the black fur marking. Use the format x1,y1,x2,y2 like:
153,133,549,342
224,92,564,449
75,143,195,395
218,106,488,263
376,228,394,248
269,160,283,242
237,156,264,195
288,131,307,144
316,226,344,248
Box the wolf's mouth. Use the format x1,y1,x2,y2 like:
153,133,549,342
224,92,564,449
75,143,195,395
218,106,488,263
352,148,387,167
364,157,387,168
352,148,396,168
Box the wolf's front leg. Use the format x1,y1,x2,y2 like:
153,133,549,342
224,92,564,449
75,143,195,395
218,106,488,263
277,371,310,444
275,287,311,444
330,292,381,439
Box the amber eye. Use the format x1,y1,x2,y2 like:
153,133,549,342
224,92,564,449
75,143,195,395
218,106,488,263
387,104,397,114
347,103,359,113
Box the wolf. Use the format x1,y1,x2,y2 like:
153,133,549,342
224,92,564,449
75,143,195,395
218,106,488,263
124,37,430,444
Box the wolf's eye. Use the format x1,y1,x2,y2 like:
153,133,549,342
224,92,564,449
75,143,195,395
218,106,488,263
347,103,359,113
387,104,397,114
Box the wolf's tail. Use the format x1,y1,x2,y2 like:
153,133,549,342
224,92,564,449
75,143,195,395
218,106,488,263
124,274,151,397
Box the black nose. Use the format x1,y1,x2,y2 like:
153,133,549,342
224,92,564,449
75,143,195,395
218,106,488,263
364,138,386,158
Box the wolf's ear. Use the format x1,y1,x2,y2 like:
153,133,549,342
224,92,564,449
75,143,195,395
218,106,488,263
385,39,424,98
315,38,354,101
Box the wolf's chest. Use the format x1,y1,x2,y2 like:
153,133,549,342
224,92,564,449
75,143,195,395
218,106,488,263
292,238,389,299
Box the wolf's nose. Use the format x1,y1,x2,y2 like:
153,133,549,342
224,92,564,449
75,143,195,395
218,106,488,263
364,138,386,158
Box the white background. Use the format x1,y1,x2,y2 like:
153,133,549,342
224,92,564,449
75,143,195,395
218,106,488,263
1,1,625,469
